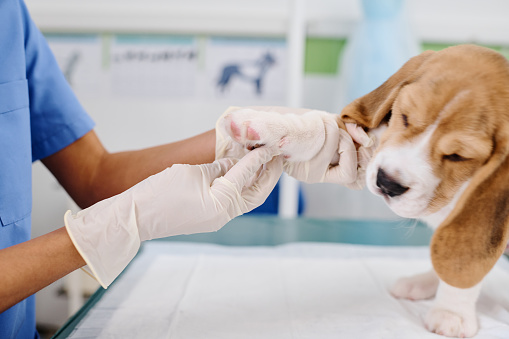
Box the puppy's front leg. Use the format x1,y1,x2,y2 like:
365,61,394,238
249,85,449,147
220,108,326,162
425,279,481,338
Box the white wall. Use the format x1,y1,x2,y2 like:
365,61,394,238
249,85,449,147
26,0,509,44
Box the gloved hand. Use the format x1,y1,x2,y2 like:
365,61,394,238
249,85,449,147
64,148,283,288
215,106,375,188
344,123,377,189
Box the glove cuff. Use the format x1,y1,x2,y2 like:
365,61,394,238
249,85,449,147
64,205,141,288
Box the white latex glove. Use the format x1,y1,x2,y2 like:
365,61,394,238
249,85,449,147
344,123,377,189
65,148,283,288
215,106,375,188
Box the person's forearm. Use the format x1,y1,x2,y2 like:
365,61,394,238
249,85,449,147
96,129,216,198
43,129,216,208
0,227,86,313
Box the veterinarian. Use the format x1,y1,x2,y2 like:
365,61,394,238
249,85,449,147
0,1,369,338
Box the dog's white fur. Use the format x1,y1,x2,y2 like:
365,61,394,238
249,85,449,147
366,123,441,218
370,128,479,336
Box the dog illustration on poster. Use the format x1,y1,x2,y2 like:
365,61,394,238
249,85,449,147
217,52,276,95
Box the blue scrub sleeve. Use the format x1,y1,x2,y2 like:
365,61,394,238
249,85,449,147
21,1,95,161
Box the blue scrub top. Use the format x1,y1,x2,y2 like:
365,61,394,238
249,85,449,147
0,0,95,337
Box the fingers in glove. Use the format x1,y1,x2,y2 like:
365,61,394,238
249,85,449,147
222,148,275,191
248,154,283,192
346,123,374,147
324,129,358,184
321,116,342,165
242,154,284,208
200,158,237,180
357,144,375,170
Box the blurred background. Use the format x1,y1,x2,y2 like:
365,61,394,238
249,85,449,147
25,0,509,335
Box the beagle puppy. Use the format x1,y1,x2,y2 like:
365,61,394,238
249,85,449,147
340,44,509,337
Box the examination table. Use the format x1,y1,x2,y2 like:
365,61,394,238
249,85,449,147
53,217,509,338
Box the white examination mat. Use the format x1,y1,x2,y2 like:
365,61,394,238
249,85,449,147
68,242,509,338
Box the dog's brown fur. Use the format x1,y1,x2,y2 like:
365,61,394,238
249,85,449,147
340,44,509,288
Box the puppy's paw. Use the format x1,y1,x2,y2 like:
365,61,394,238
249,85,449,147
220,108,326,162
425,307,478,338
390,270,439,300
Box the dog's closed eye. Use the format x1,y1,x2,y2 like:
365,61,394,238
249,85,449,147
443,153,468,162
402,114,409,128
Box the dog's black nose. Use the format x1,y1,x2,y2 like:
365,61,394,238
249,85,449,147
376,168,409,198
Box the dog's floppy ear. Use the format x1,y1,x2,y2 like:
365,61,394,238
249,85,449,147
431,127,509,288
340,50,435,129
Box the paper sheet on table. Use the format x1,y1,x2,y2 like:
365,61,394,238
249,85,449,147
68,243,509,338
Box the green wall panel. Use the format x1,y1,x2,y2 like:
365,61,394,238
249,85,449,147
304,38,347,75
